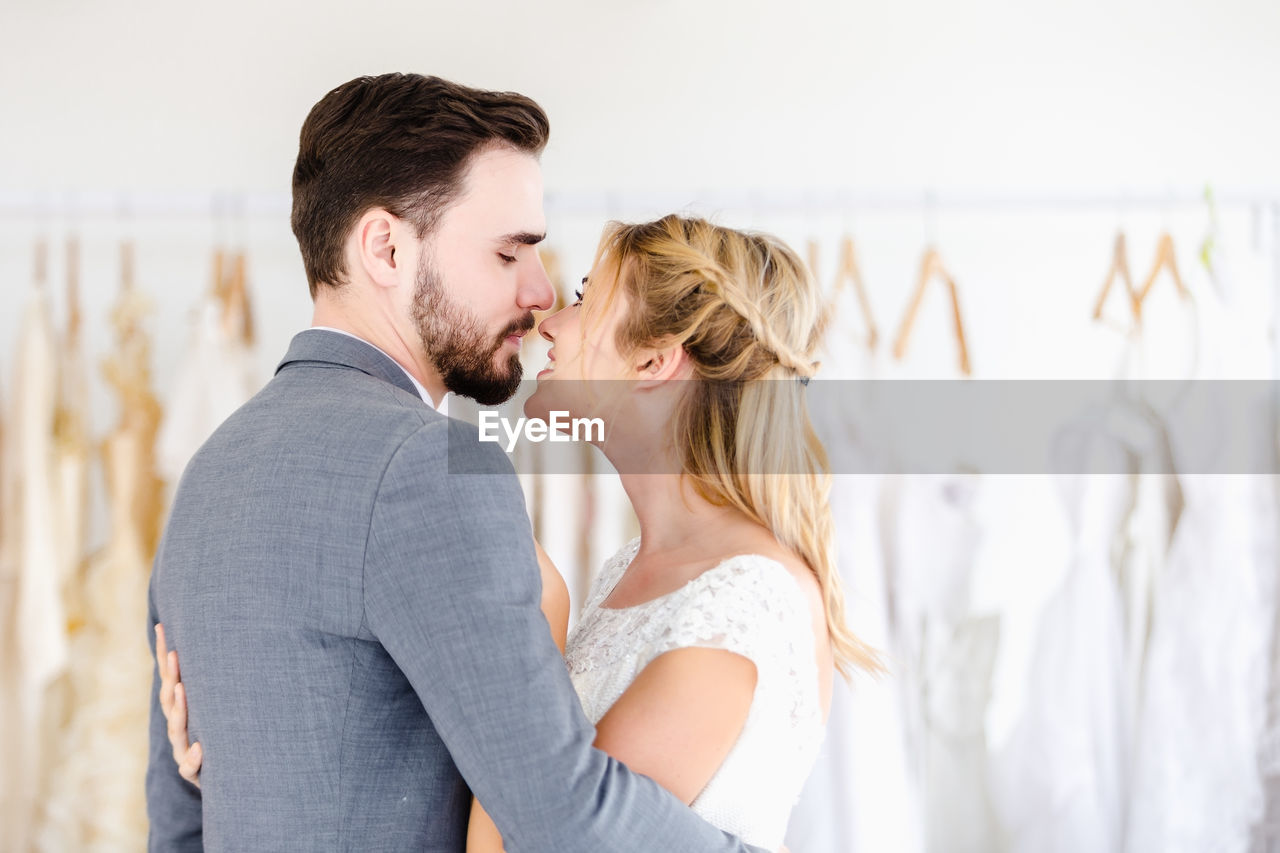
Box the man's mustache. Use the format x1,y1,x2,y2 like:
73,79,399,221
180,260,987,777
500,313,536,340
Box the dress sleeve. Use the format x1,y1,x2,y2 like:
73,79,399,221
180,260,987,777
645,559,813,686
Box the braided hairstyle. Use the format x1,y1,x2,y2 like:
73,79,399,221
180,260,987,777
588,214,880,678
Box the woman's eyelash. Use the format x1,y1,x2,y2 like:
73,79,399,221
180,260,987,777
498,253,517,264
573,289,583,304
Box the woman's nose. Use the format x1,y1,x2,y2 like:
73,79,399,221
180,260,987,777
538,309,561,343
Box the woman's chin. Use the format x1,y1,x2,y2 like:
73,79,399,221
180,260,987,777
523,391,549,422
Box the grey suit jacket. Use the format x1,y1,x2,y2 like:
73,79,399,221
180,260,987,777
146,330,766,852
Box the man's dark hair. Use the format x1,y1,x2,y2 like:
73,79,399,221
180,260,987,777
291,73,550,297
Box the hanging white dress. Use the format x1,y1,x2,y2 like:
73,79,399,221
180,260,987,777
40,284,165,852
30,287,94,850
156,296,258,490
786,277,923,853
990,401,1179,853
0,281,65,853
881,473,1003,853
784,473,924,853
867,269,1000,853
1124,272,1277,853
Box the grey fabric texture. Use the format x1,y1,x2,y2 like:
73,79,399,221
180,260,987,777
145,329,765,852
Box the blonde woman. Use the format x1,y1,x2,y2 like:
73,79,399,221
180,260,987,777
157,215,878,852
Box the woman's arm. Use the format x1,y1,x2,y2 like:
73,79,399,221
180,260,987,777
535,538,570,652
593,648,756,804
465,538,570,853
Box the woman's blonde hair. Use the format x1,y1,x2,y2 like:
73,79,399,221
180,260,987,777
587,214,880,678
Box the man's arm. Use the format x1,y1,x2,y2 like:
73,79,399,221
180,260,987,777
145,567,203,852
364,421,767,853
466,539,570,853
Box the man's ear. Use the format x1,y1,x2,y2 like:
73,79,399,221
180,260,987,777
634,341,691,389
355,209,400,290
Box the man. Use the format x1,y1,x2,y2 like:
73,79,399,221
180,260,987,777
145,73,765,852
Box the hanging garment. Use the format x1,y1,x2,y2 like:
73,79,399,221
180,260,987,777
29,275,94,850
785,474,923,853
1125,475,1274,853
786,259,923,853
1125,272,1277,853
156,297,258,490
0,281,65,853
40,284,165,852
883,473,1002,853
0,375,14,851
990,400,1180,853
1257,468,1280,850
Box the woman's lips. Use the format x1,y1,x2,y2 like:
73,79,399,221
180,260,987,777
537,350,555,379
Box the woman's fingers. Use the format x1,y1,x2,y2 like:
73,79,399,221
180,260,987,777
156,624,174,716
155,623,201,788
179,742,203,789
168,682,191,765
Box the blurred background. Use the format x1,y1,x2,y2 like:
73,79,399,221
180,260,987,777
1,0,1279,850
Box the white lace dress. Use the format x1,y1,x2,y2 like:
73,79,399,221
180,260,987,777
565,537,826,851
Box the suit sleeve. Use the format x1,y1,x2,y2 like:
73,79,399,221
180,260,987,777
145,566,204,852
363,420,767,853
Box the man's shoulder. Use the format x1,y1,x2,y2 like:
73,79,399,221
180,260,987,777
381,414,517,481
177,361,448,498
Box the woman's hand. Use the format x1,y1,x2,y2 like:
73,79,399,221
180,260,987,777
154,624,204,788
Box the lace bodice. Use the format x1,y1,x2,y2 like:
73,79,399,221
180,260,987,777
565,538,826,851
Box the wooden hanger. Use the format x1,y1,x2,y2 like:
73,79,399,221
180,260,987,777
891,246,972,376
210,247,228,301
224,251,256,347
806,239,821,285
120,241,135,292
66,237,81,347
1134,231,1189,321
829,236,879,351
34,238,48,289
1091,231,1140,327
107,240,144,350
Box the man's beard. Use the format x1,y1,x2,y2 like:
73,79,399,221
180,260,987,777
412,256,533,406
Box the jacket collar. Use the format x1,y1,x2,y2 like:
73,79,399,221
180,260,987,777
276,329,422,401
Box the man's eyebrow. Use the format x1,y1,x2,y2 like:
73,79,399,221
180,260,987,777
497,232,546,246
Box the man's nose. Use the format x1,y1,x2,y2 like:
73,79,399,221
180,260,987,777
518,253,556,312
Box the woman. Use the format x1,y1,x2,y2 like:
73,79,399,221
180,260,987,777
157,215,879,851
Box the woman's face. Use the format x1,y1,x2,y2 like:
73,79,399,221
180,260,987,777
523,258,636,425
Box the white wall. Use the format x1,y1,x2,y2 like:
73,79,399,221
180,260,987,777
1,0,1277,541
3,0,1280,193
